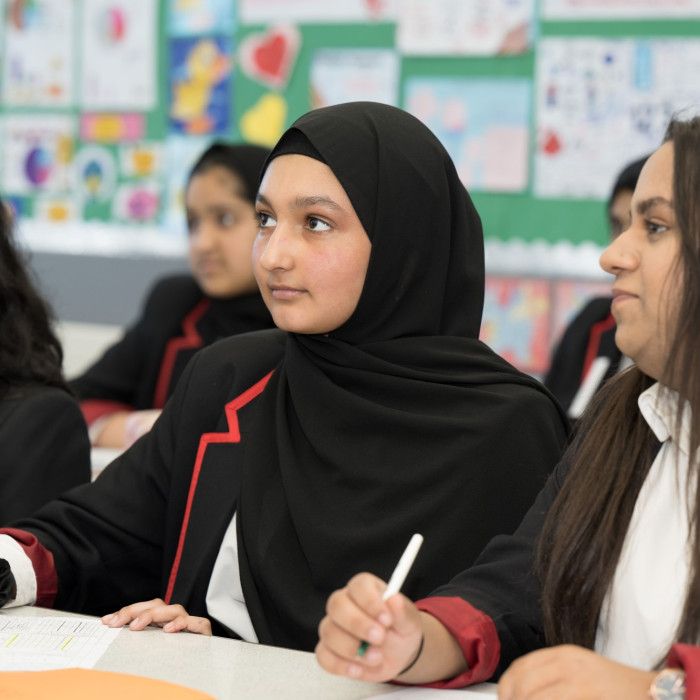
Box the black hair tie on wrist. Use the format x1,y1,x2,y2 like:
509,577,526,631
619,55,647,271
398,634,425,676
0,559,17,607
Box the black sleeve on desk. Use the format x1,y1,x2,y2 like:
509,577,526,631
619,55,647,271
0,558,16,606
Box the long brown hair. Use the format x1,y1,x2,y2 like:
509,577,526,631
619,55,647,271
537,115,700,649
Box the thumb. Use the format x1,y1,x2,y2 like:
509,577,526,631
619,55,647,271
384,593,421,636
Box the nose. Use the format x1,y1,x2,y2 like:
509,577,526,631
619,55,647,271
600,229,638,276
190,220,218,253
257,223,294,271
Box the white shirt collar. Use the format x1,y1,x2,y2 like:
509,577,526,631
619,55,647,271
638,382,692,456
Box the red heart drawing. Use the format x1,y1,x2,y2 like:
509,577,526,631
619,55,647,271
240,26,301,90
542,130,562,155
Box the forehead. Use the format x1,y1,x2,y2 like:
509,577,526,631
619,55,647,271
259,154,346,198
633,141,674,200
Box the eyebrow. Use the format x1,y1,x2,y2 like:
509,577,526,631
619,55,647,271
256,193,342,212
636,196,674,216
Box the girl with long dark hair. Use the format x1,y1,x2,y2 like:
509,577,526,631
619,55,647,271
317,115,700,700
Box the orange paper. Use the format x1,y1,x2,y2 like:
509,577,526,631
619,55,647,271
0,668,214,699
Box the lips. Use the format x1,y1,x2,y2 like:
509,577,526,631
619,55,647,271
611,287,637,305
268,284,305,300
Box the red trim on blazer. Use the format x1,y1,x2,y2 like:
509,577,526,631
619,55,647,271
1,528,57,607
581,312,616,383
79,399,134,427
411,596,500,689
164,370,275,604
153,298,211,410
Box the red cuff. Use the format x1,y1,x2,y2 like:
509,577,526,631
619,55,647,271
413,596,500,689
1,528,57,608
79,400,134,427
667,644,700,700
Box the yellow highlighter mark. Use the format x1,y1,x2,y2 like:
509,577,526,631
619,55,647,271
5,634,18,647
60,636,73,650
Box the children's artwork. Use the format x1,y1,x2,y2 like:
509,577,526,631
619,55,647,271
1,115,75,195
113,182,161,223
535,38,700,199
35,196,79,223
170,36,233,135
167,0,235,36
120,143,163,178
397,0,534,56
80,114,145,143
239,0,398,23
3,0,75,106
238,93,288,147
162,135,212,234
239,25,300,91
73,146,117,203
81,0,157,110
310,49,399,108
550,279,614,348
481,276,552,377
405,78,531,193
542,0,700,18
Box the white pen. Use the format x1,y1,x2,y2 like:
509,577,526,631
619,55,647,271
357,533,424,656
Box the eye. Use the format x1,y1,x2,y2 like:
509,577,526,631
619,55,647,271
307,217,331,232
646,220,668,237
256,212,277,229
187,217,199,234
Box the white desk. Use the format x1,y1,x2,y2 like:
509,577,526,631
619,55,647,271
1,607,498,699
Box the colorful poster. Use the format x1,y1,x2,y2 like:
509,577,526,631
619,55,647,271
239,0,398,23
239,26,300,91
535,38,700,199
481,276,552,376
310,49,399,109
167,0,235,35
73,145,117,203
3,0,75,106
113,181,161,223
542,0,700,18
80,114,145,143
162,136,212,234
170,36,233,135
119,143,163,178
405,78,531,192
238,93,288,147
397,0,534,56
81,0,157,110
1,115,75,195
550,279,614,348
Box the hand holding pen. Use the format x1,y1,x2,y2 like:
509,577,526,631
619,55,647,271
316,534,428,683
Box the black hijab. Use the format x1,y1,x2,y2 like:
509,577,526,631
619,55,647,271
236,102,568,650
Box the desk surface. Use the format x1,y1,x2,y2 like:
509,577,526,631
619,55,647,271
1,607,497,699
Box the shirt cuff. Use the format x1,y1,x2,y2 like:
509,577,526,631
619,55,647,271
667,643,700,700
0,535,36,608
414,596,500,689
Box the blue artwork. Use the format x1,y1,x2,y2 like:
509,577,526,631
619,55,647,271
167,0,235,36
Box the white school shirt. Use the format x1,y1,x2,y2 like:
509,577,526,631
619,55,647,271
595,382,695,669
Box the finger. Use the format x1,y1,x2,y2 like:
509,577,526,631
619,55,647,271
346,573,393,626
127,604,188,630
318,615,383,666
326,586,388,650
163,616,212,636
101,598,166,628
315,639,369,681
384,594,421,637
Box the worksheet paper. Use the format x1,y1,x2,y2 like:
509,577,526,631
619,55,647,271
0,617,120,671
371,683,497,698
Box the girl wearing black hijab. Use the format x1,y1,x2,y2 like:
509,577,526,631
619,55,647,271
71,143,275,448
0,103,567,652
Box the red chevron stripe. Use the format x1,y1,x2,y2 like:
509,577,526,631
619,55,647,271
164,370,274,604
153,298,211,409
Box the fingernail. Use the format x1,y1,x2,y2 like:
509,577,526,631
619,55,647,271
368,626,383,644
348,663,362,678
129,617,140,628
378,612,391,627
101,614,114,624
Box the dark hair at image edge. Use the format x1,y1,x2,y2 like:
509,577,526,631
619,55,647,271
0,200,68,399
537,114,700,655
187,142,270,203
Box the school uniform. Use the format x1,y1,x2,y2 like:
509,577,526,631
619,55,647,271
71,274,274,425
545,297,621,416
415,382,699,690
0,102,569,652
0,383,90,524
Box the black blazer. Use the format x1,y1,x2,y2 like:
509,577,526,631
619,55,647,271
0,384,90,524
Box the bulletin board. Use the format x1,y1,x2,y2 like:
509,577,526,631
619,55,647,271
3,0,700,262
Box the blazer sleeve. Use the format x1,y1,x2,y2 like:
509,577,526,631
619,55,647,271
415,452,572,687
667,644,700,700
0,388,91,525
